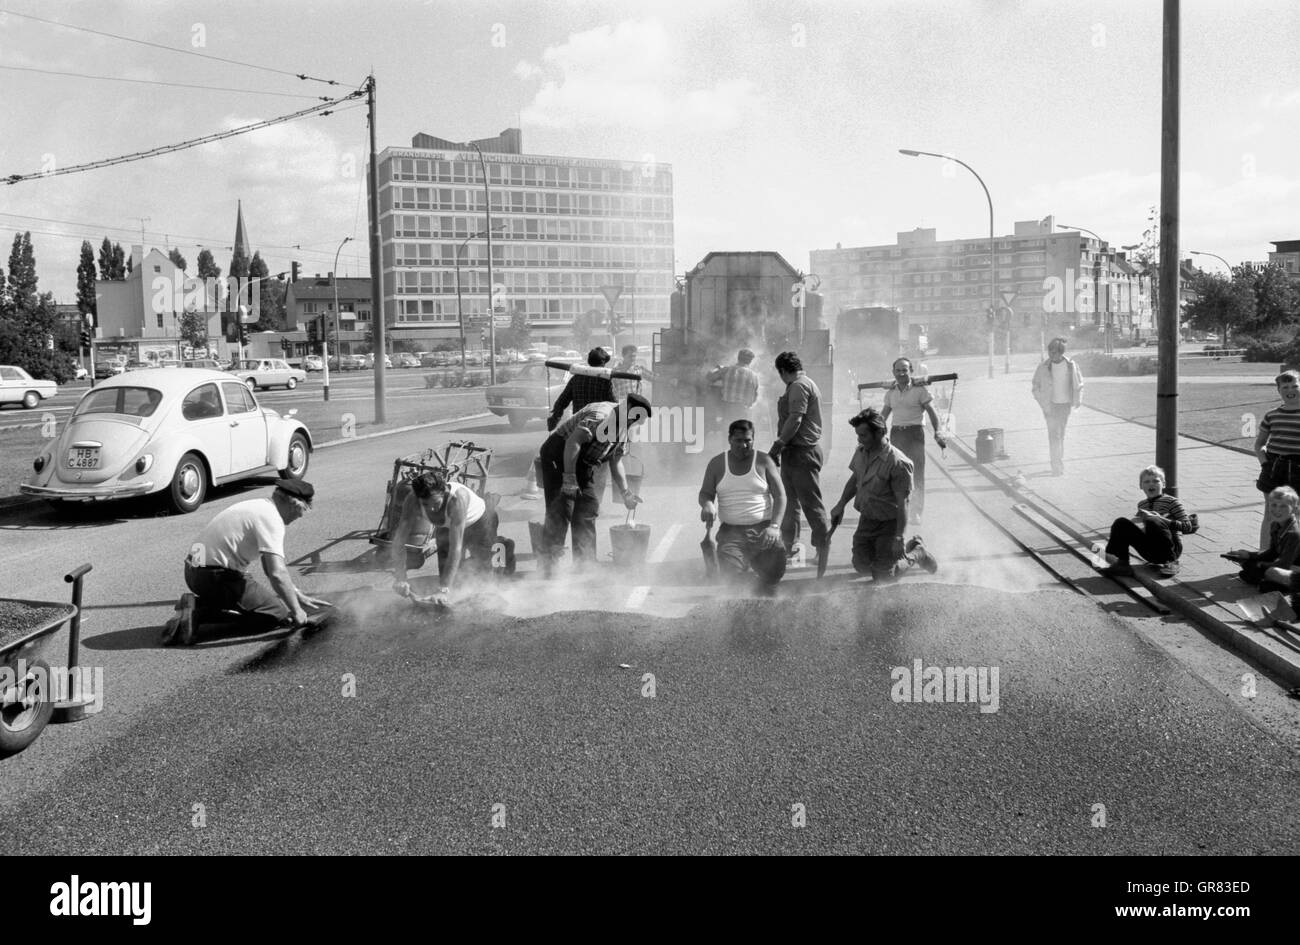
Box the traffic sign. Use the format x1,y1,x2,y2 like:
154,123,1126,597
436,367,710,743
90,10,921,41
1000,291,1018,307
493,315,511,327
600,285,623,307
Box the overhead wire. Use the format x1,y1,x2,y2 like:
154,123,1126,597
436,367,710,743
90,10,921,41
0,64,331,100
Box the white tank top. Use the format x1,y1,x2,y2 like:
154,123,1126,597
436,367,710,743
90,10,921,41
449,481,485,528
717,452,770,526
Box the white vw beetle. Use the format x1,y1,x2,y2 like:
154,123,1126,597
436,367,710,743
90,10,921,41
21,369,312,514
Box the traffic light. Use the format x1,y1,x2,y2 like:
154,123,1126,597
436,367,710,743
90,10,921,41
80,327,92,350
607,314,622,335
238,323,249,346
280,338,291,354
985,306,996,328
291,261,300,283
481,328,488,346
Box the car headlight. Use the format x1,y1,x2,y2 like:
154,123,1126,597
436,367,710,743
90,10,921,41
134,454,154,474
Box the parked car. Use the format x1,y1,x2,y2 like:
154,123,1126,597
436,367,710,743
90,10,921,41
419,353,441,368
123,360,158,372
73,365,89,381
228,358,307,391
483,361,575,429
395,352,420,368
94,360,126,380
303,355,324,372
339,354,366,371
0,365,59,409
178,359,223,370
21,369,312,514
361,352,393,369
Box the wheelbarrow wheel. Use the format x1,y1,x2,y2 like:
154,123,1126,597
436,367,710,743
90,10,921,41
0,657,55,758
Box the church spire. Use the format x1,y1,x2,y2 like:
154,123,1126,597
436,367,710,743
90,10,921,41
233,200,249,258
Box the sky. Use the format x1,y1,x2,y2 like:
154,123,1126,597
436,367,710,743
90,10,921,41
1,0,1297,303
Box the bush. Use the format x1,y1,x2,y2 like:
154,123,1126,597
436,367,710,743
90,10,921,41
1072,351,1158,377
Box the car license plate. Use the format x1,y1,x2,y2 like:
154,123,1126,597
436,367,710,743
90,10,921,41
502,397,525,406
68,448,100,469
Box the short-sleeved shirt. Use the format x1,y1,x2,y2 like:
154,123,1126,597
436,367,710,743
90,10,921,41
554,401,630,467
777,374,823,448
719,364,760,406
550,374,615,421
1260,407,1300,456
187,498,286,571
848,441,914,521
610,363,647,401
884,383,932,426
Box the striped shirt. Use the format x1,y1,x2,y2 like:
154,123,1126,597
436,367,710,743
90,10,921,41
1138,492,1193,555
1260,407,1300,456
610,363,647,401
718,364,760,406
553,402,630,467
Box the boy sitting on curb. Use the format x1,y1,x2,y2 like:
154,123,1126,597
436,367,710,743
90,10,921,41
1098,465,1196,579
1229,485,1300,594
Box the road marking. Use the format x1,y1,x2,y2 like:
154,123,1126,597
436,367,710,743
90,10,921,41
624,522,682,610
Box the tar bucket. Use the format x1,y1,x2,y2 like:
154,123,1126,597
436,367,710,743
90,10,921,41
610,511,652,569
528,521,547,558
975,428,1005,464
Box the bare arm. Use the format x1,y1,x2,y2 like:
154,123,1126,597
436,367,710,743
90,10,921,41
550,380,574,423
390,494,423,587
1255,423,1269,463
698,454,722,520
563,427,592,475
262,553,307,624
438,493,469,592
761,453,786,525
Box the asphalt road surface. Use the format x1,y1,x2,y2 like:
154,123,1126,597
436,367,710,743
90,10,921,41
2,412,1298,854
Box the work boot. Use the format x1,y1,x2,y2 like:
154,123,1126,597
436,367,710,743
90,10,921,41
175,593,197,646
1099,562,1134,578
905,536,939,574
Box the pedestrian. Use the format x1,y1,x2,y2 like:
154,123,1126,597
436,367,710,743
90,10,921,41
1252,370,1300,550
390,470,500,607
1230,486,1300,592
770,351,832,574
829,408,924,582
1031,337,1084,476
1097,465,1196,578
547,347,615,432
697,419,787,588
539,393,650,570
880,357,947,524
162,479,330,646
610,344,652,402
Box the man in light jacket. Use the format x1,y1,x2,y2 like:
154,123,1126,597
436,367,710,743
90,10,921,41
1031,337,1084,476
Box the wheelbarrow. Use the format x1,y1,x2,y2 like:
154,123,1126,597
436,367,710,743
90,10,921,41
0,564,96,759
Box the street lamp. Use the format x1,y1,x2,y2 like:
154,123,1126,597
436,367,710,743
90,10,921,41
1189,250,1231,272
322,236,351,403
465,141,497,384
1059,223,1112,354
456,225,506,371
899,149,997,378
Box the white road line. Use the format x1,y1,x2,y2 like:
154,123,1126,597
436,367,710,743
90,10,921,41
624,522,682,610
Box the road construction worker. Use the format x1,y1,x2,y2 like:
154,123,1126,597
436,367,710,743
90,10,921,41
698,418,787,587
539,393,650,569
547,347,615,431
770,350,832,575
163,479,329,645
880,357,947,524
830,408,918,582
611,344,652,401
390,470,500,608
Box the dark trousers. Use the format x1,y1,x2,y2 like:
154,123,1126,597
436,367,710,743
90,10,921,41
184,561,288,631
435,506,500,580
716,521,787,586
1105,517,1175,566
852,517,901,579
539,434,602,563
779,444,830,553
891,425,926,519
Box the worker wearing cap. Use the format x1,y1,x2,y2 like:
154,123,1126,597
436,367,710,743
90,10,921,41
830,408,915,581
539,393,651,569
390,469,499,608
163,479,329,645
880,357,946,524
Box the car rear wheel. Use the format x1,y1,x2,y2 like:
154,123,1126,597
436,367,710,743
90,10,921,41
0,657,55,758
21,391,40,409
507,411,530,430
166,452,208,514
286,377,297,390
279,432,310,479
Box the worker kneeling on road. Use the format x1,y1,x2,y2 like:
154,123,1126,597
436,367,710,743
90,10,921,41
698,419,787,587
163,479,329,646
539,393,650,570
830,408,936,582
391,470,499,607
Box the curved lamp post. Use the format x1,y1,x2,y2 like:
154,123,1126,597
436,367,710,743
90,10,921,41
899,149,997,377
456,224,506,370
322,236,351,402
466,142,497,384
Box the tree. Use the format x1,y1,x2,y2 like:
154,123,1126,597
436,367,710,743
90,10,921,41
1184,271,1253,344
0,232,75,382
179,309,209,349
96,239,126,280
229,243,250,281
497,304,531,352
196,249,221,280
1243,264,1300,333
168,248,188,272
76,240,97,324
7,231,39,312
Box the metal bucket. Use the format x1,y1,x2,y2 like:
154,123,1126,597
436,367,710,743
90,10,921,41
528,521,548,558
976,428,1004,464
610,524,653,568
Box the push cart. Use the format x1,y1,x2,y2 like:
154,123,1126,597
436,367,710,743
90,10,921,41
0,564,96,759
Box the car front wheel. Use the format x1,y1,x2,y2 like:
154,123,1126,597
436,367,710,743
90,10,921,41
279,432,310,479
21,391,40,409
286,377,298,390
166,452,208,514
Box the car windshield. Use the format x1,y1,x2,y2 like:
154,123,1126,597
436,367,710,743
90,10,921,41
74,386,164,418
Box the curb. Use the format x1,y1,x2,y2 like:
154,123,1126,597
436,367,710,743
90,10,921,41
0,411,498,515
946,433,1300,689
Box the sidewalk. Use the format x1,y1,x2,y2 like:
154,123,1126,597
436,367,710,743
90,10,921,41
941,367,1300,689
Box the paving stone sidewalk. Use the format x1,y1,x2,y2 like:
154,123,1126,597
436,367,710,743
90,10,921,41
938,367,1300,688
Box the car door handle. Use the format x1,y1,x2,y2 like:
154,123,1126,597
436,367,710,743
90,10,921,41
229,421,239,427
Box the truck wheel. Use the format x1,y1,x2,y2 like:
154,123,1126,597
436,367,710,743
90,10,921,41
0,657,55,758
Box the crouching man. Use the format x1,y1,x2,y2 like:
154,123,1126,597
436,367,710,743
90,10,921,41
391,471,500,607
830,408,919,582
698,419,787,588
163,479,329,645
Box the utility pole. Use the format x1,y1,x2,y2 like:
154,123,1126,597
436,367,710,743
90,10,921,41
366,75,386,422
1157,0,1180,493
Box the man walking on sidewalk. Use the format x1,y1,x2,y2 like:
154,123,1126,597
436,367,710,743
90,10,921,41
881,357,946,524
770,351,832,574
1031,337,1084,476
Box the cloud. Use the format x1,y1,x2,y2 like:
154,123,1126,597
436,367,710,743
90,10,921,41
1259,88,1300,110
517,19,760,132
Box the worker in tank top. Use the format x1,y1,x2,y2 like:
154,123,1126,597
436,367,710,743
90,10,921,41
698,418,788,587
391,470,498,608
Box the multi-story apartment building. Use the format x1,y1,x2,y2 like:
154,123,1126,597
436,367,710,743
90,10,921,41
375,128,674,346
810,216,1149,340
284,275,372,356
1268,240,1300,285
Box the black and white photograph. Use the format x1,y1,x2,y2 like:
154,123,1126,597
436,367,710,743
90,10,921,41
0,0,1296,890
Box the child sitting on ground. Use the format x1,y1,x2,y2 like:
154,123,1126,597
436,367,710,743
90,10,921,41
1229,486,1300,593
1098,465,1196,579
